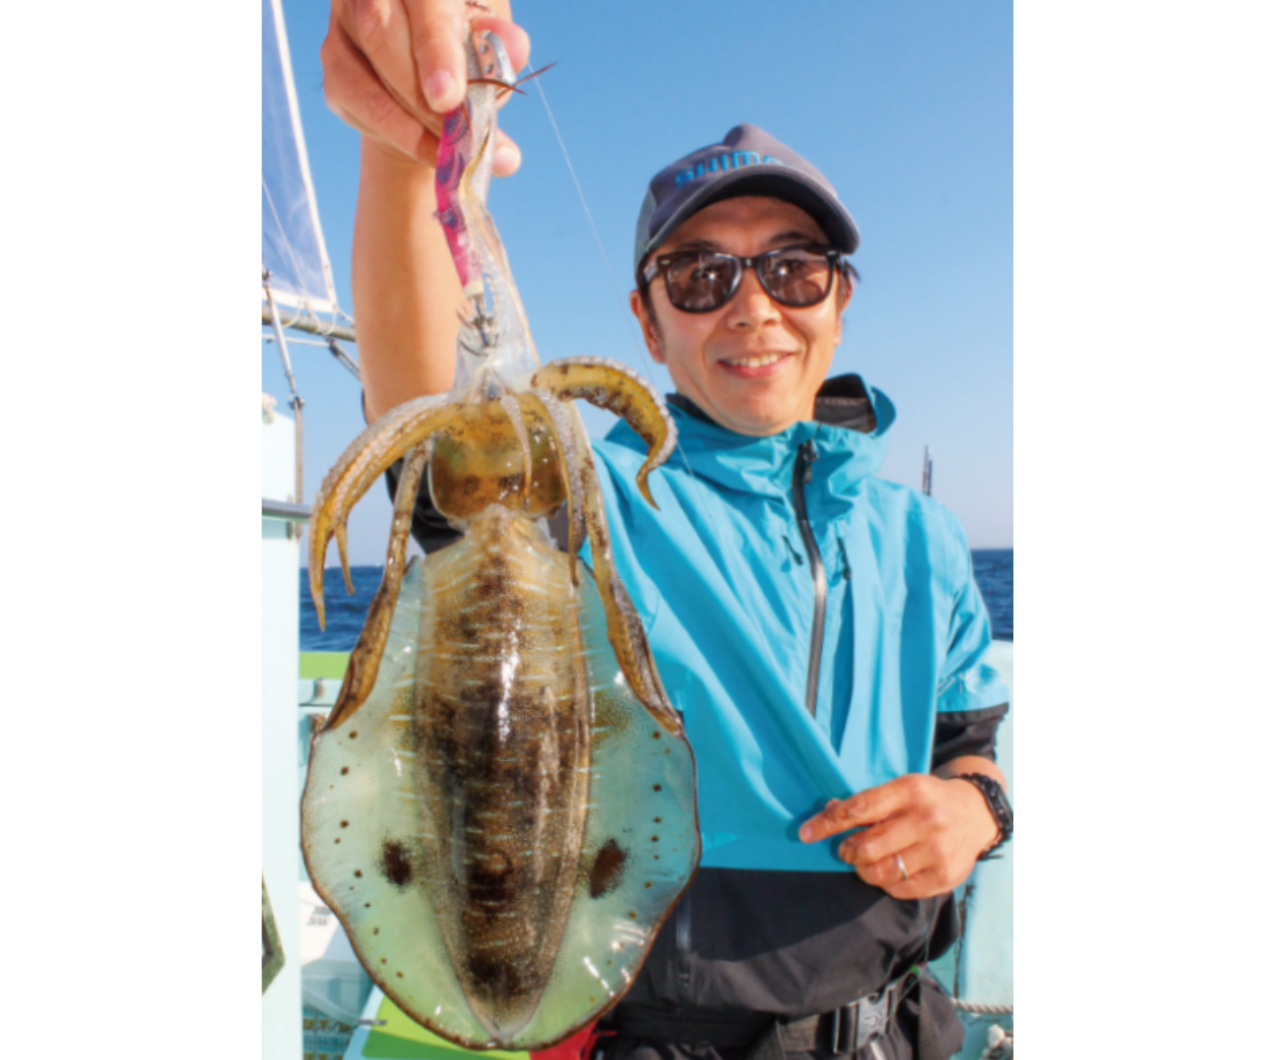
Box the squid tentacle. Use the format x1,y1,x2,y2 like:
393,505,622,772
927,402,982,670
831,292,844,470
335,524,354,595
530,357,675,509
324,442,430,731
519,388,587,585
309,392,456,627
498,391,533,509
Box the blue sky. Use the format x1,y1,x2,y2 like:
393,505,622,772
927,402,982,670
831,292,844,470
264,0,1012,560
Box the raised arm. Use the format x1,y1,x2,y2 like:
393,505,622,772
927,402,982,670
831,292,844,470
320,0,530,419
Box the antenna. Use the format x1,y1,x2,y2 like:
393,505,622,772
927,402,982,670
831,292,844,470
922,445,933,496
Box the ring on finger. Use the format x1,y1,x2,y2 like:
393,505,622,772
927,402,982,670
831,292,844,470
894,853,909,882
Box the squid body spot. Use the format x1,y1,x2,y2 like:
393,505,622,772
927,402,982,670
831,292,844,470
381,839,414,888
588,838,627,899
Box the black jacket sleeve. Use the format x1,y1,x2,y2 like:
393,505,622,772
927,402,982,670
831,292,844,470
931,703,1008,769
384,459,464,555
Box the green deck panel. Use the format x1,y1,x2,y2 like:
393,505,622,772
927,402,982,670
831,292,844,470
362,996,531,1060
300,651,351,680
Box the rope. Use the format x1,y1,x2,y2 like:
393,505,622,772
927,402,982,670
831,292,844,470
952,1000,1013,1015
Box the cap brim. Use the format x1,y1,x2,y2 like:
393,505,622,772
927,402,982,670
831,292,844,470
638,169,860,278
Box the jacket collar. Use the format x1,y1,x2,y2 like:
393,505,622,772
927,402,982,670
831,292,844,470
606,374,896,506
666,373,882,435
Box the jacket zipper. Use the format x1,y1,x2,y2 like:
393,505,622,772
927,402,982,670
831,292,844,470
792,440,826,718
669,445,822,1006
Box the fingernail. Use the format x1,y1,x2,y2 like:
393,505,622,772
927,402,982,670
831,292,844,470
426,70,458,111
799,823,813,842
493,143,520,175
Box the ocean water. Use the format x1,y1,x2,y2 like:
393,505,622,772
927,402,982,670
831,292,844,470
972,548,1013,641
301,549,1013,651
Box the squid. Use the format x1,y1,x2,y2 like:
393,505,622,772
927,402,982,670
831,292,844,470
299,30,700,1051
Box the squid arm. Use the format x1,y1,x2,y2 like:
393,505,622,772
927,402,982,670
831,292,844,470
530,358,675,509
309,393,456,628
518,388,587,585
323,443,430,731
498,392,534,509
560,399,684,736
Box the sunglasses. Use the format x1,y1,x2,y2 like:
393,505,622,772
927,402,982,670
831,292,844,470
641,244,846,313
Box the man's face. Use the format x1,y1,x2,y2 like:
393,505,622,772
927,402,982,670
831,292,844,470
630,196,850,437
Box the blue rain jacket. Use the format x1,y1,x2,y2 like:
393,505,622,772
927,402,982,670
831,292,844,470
590,380,1008,873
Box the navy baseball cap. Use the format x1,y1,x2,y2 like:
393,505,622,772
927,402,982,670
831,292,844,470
634,124,860,279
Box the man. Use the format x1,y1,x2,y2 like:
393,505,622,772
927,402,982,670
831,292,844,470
321,4,1011,1059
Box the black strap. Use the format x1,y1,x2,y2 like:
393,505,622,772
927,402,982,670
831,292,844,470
914,1000,948,1060
607,966,921,1057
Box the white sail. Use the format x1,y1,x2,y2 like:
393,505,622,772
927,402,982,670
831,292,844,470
262,0,339,315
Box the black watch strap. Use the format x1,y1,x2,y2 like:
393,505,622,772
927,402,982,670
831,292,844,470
957,773,1013,860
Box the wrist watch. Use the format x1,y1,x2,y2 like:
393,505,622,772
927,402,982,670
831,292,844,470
957,773,1013,860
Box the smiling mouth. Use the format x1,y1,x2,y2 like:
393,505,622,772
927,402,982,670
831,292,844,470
720,351,792,369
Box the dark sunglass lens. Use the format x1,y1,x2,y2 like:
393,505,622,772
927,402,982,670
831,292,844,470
667,254,737,311
761,251,833,306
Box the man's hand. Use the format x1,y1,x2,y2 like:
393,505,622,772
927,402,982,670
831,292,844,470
799,767,1004,899
321,0,530,171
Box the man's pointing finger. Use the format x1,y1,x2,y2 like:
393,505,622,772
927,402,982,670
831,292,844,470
799,782,911,842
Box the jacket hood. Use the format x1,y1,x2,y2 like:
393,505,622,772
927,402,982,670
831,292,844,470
605,374,896,510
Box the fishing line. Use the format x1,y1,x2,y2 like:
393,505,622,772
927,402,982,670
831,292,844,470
533,79,646,356
533,79,759,635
